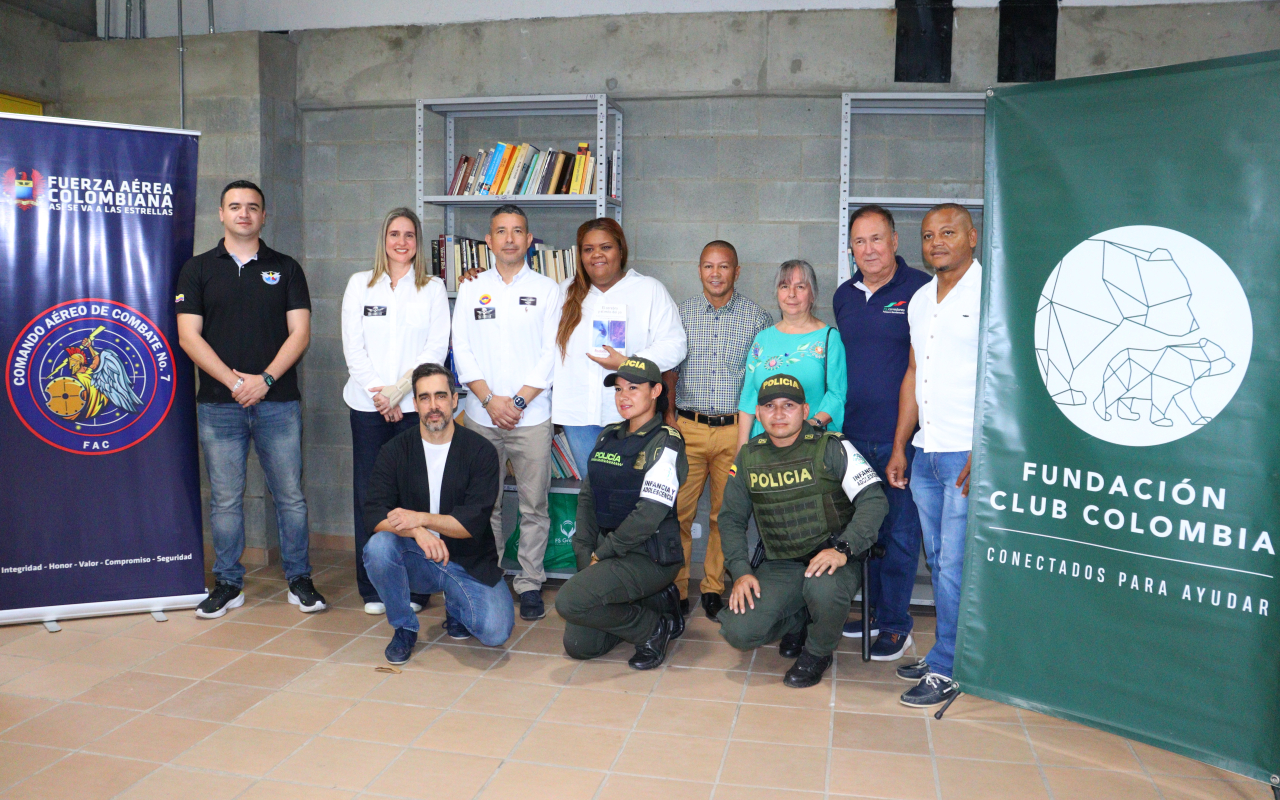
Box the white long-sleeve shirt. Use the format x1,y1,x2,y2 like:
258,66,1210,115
451,263,563,427
341,270,450,413
540,269,688,427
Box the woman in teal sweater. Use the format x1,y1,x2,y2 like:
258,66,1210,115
737,259,848,447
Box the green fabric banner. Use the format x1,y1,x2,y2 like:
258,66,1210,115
957,51,1280,784
503,489,579,575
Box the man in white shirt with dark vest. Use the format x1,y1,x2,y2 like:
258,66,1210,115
452,204,563,621
886,203,982,708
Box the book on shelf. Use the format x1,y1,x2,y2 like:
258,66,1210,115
443,140,599,196
529,242,577,284
552,431,581,480
433,234,496,292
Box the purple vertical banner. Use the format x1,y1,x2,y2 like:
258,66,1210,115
0,113,205,622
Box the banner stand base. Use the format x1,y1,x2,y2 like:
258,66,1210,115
0,593,209,627
934,691,963,721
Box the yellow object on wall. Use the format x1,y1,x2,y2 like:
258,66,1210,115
0,94,42,115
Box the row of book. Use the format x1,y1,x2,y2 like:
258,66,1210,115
430,235,579,291
550,430,582,480
446,141,619,198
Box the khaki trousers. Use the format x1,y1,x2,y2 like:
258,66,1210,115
674,415,738,599
466,417,553,595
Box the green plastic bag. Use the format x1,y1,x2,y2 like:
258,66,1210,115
503,489,579,575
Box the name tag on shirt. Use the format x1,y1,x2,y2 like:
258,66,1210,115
364,306,387,317
519,296,537,306
474,307,496,320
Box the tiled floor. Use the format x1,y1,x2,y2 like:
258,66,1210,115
0,550,1268,799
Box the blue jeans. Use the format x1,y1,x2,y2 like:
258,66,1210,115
909,449,971,678
850,440,922,637
363,532,514,645
562,424,604,480
198,401,311,587
350,408,420,602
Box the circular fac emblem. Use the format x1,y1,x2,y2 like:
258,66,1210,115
479,294,492,305
1034,226,1252,447
6,299,176,455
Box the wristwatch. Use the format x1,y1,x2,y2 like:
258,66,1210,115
513,395,527,411
481,393,494,408
261,372,275,388
828,536,854,558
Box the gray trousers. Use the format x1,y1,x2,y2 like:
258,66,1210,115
467,417,553,595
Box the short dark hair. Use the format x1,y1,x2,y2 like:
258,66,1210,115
700,239,738,263
924,202,973,226
411,362,455,395
490,204,528,228
849,204,894,233
220,180,265,208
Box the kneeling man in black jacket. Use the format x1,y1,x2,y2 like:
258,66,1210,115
364,362,514,665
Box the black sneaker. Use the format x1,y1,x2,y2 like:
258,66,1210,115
443,614,472,640
841,617,880,639
869,632,913,662
519,590,546,621
385,628,417,665
783,648,833,688
287,576,327,613
896,658,931,682
900,673,958,708
628,616,673,671
778,625,808,659
195,581,244,619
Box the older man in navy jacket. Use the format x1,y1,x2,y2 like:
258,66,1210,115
364,362,515,665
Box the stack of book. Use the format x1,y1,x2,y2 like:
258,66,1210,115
550,430,581,480
530,242,578,283
446,142,613,197
430,235,579,291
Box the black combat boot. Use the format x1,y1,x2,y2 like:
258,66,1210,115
783,648,833,688
628,616,673,671
779,623,808,658
660,583,685,640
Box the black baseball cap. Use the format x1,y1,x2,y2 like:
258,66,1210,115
757,374,806,406
604,356,662,386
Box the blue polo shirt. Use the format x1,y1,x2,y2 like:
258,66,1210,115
833,256,932,443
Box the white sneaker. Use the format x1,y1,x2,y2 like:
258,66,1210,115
410,602,423,613
364,602,385,615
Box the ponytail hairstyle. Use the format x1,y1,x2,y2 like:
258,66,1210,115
653,380,670,417
370,207,433,290
556,217,629,358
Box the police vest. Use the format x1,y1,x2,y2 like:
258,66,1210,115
742,430,854,561
587,422,683,566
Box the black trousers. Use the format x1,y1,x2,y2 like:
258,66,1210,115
350,408,424,603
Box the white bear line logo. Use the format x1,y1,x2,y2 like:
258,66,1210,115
1033,226,1251,447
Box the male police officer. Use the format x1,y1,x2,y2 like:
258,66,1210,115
718,375,888,688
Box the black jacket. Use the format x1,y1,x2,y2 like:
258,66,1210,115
363,423,503,586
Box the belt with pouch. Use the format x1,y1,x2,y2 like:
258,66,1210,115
677,408,737,427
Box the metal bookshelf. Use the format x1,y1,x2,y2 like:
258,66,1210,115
415,93,624,237
838,92,987,283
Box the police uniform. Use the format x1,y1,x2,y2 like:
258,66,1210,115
718,375,888,683
555,359,690,666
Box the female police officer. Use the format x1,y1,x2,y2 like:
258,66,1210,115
555,356,689,670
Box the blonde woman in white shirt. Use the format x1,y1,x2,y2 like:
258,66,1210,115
540,217,687,472
341,207,449,615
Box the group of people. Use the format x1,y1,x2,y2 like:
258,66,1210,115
176,177,981,706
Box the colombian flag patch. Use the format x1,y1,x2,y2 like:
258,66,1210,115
729,464,738,477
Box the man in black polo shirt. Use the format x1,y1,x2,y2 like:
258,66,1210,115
832,204,930,660
176,180,325,618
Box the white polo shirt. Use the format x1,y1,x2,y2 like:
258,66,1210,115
341,271,451,413
540,269,687,427
451,263,563,427
908,260,982,453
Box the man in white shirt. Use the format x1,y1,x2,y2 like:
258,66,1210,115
452,205,563,621
885,203,982,709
